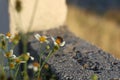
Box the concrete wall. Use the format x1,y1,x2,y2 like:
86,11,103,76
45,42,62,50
9,0,67,34
28,27,120,80
0,0,9,33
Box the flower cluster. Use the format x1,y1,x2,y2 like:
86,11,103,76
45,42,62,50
27,34,66,79
6,32,20,45
28,62,40,72
0,33,34,70
34,33,65,47
4,0,64,79
0,33,65,79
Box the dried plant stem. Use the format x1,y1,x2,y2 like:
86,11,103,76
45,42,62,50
9,0,24,32
27,0,39,32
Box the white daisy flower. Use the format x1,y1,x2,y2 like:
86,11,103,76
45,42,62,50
34,34,49,43
6,32,15,39
51,36,65,47
15,58,26,64
20,52,34,61
27,52,34,61
28,62,40,72
4,50,16,58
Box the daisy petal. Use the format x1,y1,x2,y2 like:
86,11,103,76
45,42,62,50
10,50,13,55
51,37,55,42
27,52,30,56
28,64,33,69
12,55,16,58
54,42,58,46
33,67,38,72
34,34,40,40
60,41,66,47
30,56,34,61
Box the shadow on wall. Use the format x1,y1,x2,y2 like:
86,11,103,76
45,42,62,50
0,0,9,33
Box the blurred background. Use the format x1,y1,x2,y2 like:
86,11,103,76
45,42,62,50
0,0,119,59
66,0,120,58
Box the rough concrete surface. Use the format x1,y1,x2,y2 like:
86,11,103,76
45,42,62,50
28,26,120,80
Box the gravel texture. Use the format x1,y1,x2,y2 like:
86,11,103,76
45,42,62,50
28,26,120,80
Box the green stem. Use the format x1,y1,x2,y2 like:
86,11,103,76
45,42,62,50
21,33,28,53
23,41,27,53
10,70,13,78
38,44,41,65
14,64,20,80
0,65,5,75
37,49,54,78
39,45,47,66
1,52,4,71
23,63,28,80
21,34,28,80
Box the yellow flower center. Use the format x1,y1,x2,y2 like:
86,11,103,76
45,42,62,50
56,39,61,45
39,36,46,42
44,64,49,69
6,32,11,37
33,62,40,67
11,34,20,44
5,52,12,58
55,36,63,45
15,59,21,63
9,63,15,69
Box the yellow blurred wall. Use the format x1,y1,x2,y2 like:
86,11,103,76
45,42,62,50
66,6,120,59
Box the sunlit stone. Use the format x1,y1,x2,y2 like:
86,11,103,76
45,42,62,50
9,0,67,34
